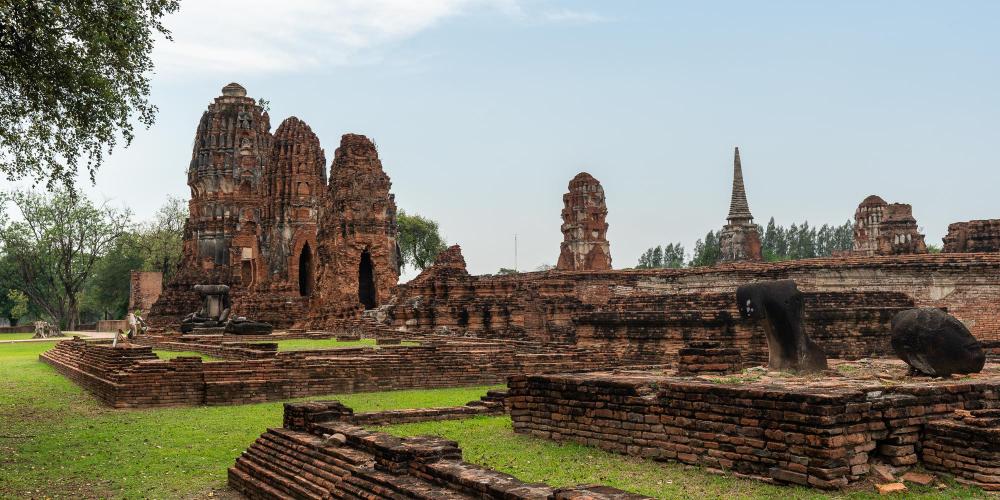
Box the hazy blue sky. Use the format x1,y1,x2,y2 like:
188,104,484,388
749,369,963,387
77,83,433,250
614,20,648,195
56,1,1000,277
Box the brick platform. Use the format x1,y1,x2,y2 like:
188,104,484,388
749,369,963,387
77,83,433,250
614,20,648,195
229,401,651,499
389,253,1000,347
922,409,1000,490
39,337,620,408
508,366,1000,489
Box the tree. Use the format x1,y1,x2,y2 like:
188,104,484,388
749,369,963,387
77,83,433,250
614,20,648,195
535,263,555,271
7,290,29,324
0,0,180,190
689,230,721,267
0,189,131,329
650,246,664,268
496,268,519,275
663,243,685,268
81,237,143,321
132,196,186,281
397,210,447,272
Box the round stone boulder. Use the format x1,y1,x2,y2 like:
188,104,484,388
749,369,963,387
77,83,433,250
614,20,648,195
891,308,985,377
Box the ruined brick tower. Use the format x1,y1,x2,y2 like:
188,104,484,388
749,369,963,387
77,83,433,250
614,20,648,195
718,147,762,262
309,134,400,324
185,82,272,282
944,219,1000,253
260,117,327,296
852,195,927,256
556,172,612,271
149,84,330,327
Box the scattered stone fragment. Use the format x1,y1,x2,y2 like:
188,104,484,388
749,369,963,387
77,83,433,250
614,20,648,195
871,464,896,483
876,482,907,495
900,472,934,486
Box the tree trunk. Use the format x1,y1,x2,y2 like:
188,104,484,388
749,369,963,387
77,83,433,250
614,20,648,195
67,296,78,331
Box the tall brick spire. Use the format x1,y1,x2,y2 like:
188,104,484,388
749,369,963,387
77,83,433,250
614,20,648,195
727,146,753,223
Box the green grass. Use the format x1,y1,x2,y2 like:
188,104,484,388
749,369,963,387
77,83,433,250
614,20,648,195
0,341,498,499
257,338,419,351
0,333,38,341
153,350,221,362
381,417,987,500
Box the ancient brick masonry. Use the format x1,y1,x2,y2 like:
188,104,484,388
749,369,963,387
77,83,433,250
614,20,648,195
944,219,1000,253
259,116,326,295
148,83,328,327
922,409,1000,490
308,134,401,327
508,371,1000,490
228,400,652,499
718,147,762,262
148,85,405,330
389,253,1000,349
675,342,742,375
852,195,927,256
128,271,162,315
556,172,612,271
39,336,615,408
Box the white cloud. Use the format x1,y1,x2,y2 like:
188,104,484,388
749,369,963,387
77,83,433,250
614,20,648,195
153,0,511,75
540,8,610,24
151,0,610,77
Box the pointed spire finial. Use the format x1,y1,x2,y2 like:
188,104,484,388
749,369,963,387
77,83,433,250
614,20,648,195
727,146,753,223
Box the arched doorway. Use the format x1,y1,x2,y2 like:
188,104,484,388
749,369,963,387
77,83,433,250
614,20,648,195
358,249,376,309
298,243,313,296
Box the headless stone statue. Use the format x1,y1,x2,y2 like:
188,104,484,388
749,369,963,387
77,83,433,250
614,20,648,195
736,280,827,373
891,308,985,377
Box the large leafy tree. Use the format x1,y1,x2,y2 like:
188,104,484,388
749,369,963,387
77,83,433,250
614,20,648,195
397,210,447,272
0,189,131,329
133,196,186,281
0,0,180,190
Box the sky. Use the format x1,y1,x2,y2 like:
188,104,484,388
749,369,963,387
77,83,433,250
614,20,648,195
33,1,1000,278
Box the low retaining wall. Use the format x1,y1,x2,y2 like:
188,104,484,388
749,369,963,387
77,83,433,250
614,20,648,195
923,409,1000,491
282,391,507,428
95,320,128,333
0,325,34,334
40,338,617,408
229,400,651,499
508,371,1000,489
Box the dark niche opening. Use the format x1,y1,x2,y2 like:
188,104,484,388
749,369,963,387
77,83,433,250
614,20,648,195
298,243,314,296
359,249,376,309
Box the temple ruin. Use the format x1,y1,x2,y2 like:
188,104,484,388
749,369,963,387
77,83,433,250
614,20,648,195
556,172,612,271
40,83,1000,496
852,195,927,255
718,147,763,262
944,219,1000,253
147,84,398,328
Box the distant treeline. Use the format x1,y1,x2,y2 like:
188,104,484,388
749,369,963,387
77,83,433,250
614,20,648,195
636,218,855,269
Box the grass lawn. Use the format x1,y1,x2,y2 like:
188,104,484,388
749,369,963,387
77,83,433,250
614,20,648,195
258,337,419,351
381,417,987,500
0,333,37,341
0,341,498,499
153,350,221,362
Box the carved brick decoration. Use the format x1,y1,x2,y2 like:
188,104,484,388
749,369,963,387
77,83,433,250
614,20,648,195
260,116,326,294
149,84,334,328
944,219,1000,253
719,147,763,262
557,172,612,271
852,195,927,255
309,134,400,326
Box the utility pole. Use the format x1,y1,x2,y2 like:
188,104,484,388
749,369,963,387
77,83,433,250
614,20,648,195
514,233,518,272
